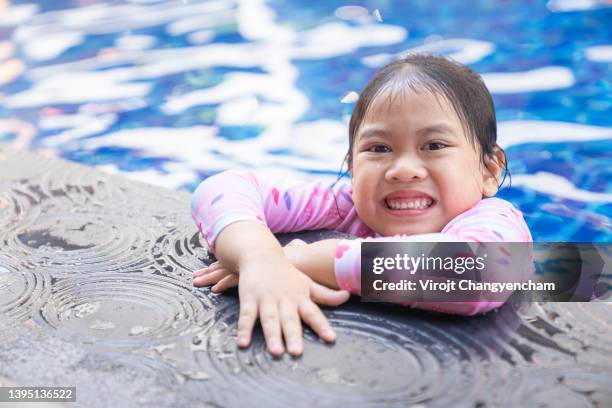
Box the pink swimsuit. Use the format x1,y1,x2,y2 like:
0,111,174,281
192,169,533,315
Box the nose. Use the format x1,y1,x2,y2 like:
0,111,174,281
385,155,428,182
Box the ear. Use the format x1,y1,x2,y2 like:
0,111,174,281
482,147,504,197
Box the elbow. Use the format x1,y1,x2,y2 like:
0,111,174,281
191,169,237,217
192,177,213,214
190,172,227,242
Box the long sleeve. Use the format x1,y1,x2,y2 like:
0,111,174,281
191,169,373,252
334,197,533,315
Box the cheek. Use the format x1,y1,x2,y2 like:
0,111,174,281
352,179,365,202
351,178,374,212
446,155,481,181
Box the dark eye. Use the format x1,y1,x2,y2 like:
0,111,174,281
367,144,390,153
426,142,447,151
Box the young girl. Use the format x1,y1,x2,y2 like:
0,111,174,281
191,54,532,357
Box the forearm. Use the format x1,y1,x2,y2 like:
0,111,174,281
214,220,287,273
212,222,342,289
286,239,341,289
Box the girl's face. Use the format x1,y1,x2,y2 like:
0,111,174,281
349,88,500,237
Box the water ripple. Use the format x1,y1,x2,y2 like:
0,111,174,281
151,228,211,277
0,182,41,235
538,302,612,355
0,260,51,325
36,272,214,348
198,303,518,406
5,210,159,277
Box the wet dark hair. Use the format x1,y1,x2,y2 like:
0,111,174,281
332,53,510,205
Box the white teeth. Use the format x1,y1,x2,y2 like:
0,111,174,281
386,198,432,210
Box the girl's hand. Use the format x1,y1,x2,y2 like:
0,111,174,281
236,256,349,356
192,238,349,356
192,260,239,292
192,239,308,292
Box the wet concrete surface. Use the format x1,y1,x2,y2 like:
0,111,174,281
0,145,611,407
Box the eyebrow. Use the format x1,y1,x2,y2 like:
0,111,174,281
416,124,456,137
357,127,391,141
357,124,456,141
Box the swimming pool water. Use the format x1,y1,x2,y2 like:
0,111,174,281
0,0,610,241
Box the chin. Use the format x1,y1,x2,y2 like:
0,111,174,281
388,225,439,237
385,227,421,237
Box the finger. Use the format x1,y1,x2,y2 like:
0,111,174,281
192,261,222,277
259,300,284,356
237,297,258,348
280,300,303,356
211,274,239,292
192,267,208,277
193,267,231,287
286,238,307,247
298,300,336,343
310,282,351,306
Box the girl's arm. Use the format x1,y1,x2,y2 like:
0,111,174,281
282,239,341,289
191,169,362,254
213,220,349,357
195,238,342,290
191,170,361,356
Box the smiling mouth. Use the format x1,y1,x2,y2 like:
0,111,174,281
384,198,434,210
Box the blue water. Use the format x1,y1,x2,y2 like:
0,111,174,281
0,0,610,241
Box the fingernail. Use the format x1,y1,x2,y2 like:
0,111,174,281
324,329,335,340
270,339,282,353
288,341,301,354
193,269,205,277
